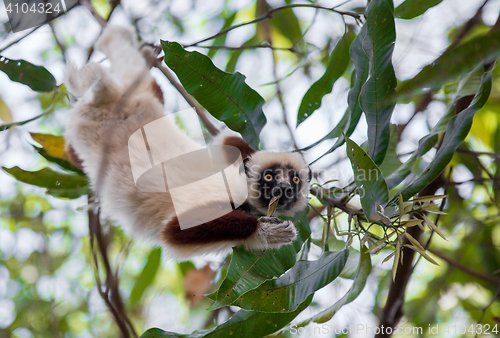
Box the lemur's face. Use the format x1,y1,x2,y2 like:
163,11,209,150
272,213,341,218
243,152,312,216
257,165,302,210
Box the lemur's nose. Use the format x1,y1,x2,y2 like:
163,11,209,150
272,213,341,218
275,183,294,199
282,185,294,198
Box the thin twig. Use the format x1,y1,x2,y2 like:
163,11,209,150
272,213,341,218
423,167,452,250
428,248,500,285
477,286,500,326
185,4,361,48
257,0,300,152
88,207,138,338
49,22,66,62
457,148,500,160
155,61,219,136
448,0,490,49
191,44,300,53
0,26,42,54
310,187,362,217
0,90,61,131
107,0,121,21
79,0,106,28
449,177,500,185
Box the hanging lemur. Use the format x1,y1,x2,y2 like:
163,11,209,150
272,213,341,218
64,25,311,260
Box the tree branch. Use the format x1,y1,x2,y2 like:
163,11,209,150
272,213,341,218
79,0,106,28
185,3,360,48
107,0,121,21
192,44,301,53
427,247,500,285
49,22,66,62
309,187,362,218
375,173,446,338
154,61,219,136
88,205,137,338
457,148,500,160
0,26,42,54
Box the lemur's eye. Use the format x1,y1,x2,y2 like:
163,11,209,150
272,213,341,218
264,174,273,182
293,176,300,184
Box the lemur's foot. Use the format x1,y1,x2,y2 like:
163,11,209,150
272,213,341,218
139,43,162,68
257,217,297,246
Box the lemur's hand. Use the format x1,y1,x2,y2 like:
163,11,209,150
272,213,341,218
257,217,297,246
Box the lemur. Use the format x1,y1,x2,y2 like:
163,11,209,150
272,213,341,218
64,26,311,260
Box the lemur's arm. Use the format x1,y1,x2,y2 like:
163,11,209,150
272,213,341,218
162,211,296,249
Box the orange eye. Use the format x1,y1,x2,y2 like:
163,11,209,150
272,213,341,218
293,176,300,184
264,174,273,182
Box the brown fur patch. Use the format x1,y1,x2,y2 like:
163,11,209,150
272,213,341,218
222,136,255,159
65,143,84,171
161,204,259,245
149,79,164,104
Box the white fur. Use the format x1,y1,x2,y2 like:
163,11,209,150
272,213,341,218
65,25,309,261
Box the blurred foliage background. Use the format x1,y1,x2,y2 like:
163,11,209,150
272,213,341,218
0,0,500,337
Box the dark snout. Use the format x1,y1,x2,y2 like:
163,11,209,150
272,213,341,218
272,182,297,210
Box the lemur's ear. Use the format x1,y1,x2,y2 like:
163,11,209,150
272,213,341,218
222,136,256,159
243,157,251,178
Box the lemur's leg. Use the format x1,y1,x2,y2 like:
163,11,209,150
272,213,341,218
65,62,120,105
94,26,149,85
65,25,164,169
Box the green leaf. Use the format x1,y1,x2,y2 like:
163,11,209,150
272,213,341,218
46,187,91,199
30,133,68,162
161,41,266,148
304,26,369,160
34,147,84,175
296,245,372,326
140,295,313,338
348,26,370,136
210,247,295,309
345,136,389,221
395,0,443,20
30,133,84,175
3,166,88,192
210,215,311,309
297,31,354,126
297,104,362,158
299,38,367,157
0,55,56,92
0,98,12,124
378,125,402,177
129,248,162,308
394,29,500,102
360,0,397,166
232,249,349,313
395,70,492,202
385,66,483,189
385,155,418,190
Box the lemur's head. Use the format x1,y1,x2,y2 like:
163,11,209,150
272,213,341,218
244,152,312,217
